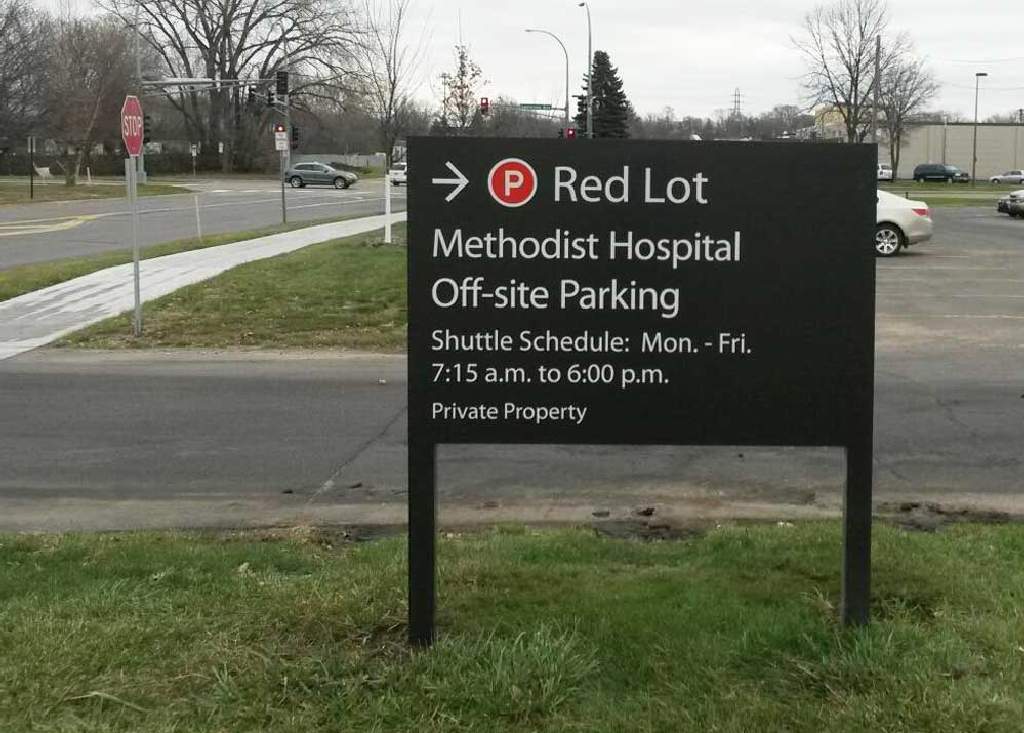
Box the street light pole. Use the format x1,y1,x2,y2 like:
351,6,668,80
577,2,593,138
972,72,988,186
525,29,570,132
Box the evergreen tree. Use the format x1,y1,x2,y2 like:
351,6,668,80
574,50,631,138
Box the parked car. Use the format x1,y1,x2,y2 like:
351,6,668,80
999,189,1024,216
876,190,933,256
877,163,894,181
990,170,1024,184
389,162,407,186
912,163,970,183
284,162,358,189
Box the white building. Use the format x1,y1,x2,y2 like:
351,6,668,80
879,122,1024,180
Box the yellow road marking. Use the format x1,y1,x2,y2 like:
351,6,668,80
0,214,101,238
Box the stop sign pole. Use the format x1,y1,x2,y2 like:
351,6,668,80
121,95,144,337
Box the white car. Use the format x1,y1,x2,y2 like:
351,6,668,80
876,190,932,257
388,162,407,186
877,163,894,181
990,170,1024,184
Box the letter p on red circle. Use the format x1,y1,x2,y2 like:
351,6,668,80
488,158,538,207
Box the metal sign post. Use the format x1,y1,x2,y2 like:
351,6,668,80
275,126,289,224
406,138,877,645
121,95,145,337
279,152,287,224
125,157,142,336
384,171,392,244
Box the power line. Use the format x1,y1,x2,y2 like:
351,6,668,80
939,81,1024,91
946,56,1024,64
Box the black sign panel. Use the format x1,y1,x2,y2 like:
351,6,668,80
406,138,876,644
409,139,875,447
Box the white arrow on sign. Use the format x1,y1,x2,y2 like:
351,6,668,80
432,161,469,202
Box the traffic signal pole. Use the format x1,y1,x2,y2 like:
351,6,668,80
133,3,147,183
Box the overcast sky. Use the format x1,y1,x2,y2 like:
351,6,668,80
405,0,1022,121
46,0,1024,121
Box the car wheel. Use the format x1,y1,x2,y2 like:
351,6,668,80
875,224,903,257
333,177,349,190
289,176,303,189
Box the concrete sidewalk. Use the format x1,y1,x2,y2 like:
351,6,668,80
0,212,406,360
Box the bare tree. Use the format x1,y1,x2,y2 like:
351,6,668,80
100,0,362,171
0,0,51,145
986,110,1024,124
355,0,427,166
794,0,903,142
46,15,136,184
880,54,939,173
435,44,483,134
476,97,561,138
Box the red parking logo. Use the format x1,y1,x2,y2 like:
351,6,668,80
488,158,538,207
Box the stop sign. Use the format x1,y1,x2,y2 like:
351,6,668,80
121,95,144,157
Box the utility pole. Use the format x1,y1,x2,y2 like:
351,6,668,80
871,34,880,146
27,136,35,200
578,2,593,138
972,72,988,186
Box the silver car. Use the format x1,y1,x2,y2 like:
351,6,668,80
990,170,1024,185
285,162,358,189
997,189,1024,216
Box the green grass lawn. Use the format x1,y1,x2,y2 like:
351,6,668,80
879,180,1018,193
0,181,182,205
0,215,377,303
58,225,407,351
879,181,1010,208
1,523,1023,731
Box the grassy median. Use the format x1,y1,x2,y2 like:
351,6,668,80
0,215,377,303
0,181,182,205
1,522,1023,731
58,225,407,351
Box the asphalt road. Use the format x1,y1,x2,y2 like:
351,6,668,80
0,207,1022,530
0,177,406,269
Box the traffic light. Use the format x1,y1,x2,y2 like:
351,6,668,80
143,114,152,144
565,127,578,139
276,70,289,96
267,89,276,108
479,97,489,116
290,126,299,149
273,123,286,134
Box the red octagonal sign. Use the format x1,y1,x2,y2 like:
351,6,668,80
121,95,144,158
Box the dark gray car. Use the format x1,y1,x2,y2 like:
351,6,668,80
284,162,358,189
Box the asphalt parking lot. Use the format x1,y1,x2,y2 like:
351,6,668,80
0,205,1021,530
